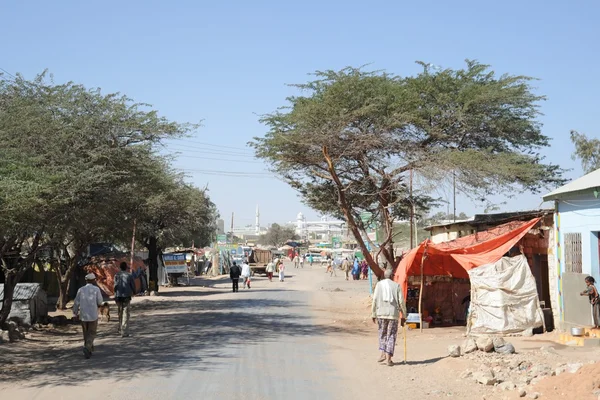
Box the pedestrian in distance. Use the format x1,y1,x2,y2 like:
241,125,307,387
294,255,299,269
327,258,336,277
309,254,313,267
341,258,351,280
73,273,104,359
266,260,275,282
230,262,242,292
299,255,304,268
371,269,407,367
278,261,285,282
241,260,251,289
114,261,136,338
581,276,600,328
352,258,361,280
361,261,369,280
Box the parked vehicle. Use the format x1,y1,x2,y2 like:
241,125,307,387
304,252,324,263
248,249,272,275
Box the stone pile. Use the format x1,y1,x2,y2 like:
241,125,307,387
451,343,591,399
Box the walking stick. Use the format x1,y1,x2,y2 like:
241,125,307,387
403,323,407,362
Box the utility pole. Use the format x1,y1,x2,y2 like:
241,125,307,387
453,172,457,222
410,169,414,249
231,212,234,242
129,219,136,269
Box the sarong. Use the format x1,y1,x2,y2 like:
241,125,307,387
377,318,399,356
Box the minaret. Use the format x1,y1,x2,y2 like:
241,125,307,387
255,205,260,234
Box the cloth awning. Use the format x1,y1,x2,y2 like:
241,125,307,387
394,217,541,295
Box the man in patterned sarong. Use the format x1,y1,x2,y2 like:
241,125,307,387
371,268,406,366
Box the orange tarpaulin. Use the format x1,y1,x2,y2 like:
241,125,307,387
394,217,541,296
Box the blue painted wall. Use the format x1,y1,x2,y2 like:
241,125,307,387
557,191,600,282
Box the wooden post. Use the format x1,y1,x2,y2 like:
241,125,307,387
418,240,428,333
129,219,136,270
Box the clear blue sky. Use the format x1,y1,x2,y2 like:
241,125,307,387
2,0,599,226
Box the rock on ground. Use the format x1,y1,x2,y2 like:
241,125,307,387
474,369,496,386
497,381,516,391
462,338,478,354
448,345,461,357
567,363,583,373
476,337,494,352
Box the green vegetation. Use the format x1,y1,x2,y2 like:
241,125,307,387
0,72,217,325
252,61,564,276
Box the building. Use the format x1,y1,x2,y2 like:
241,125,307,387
294,212,346,242
543,168,600,330
0,283,48,325
424,209,557,327
216,219,225,235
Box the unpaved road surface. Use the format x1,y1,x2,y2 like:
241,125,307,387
3,263,600,400
0,265,363,400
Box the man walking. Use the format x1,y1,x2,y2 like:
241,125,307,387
341,258,351,280
230,262,242,292
294,255,299,269
371,269,406,367
114,261,136,338
73,273,104,359
265,260,275,282
241,260,251,289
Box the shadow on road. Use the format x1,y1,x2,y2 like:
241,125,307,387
0,291,352,387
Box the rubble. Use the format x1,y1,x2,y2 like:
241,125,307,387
448,345,461,357
476,337,494,352
455,341,597,397
462,338,478,354
566,362,583,373
473,369,496,385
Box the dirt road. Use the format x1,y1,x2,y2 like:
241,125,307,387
2,263,599,400
0,264,371,400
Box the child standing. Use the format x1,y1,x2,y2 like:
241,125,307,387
278,261,285,282
580,276,600,328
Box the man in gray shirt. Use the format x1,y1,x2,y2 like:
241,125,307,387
114,261,136,337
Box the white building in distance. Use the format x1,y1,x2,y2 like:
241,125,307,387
294,212,346,242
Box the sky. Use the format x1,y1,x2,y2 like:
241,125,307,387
2,0,599,228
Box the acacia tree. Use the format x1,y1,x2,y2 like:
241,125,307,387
0,72,212,318
259,223,298,247
252,61,564,277
570,130,600,174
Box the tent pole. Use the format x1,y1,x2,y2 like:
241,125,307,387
418,241,428,333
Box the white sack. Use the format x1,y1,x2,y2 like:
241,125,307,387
467,254,543,335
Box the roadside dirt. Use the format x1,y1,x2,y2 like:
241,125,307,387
2,264,600,400
309,265,600,400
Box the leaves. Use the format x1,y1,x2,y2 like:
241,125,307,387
252,61,565,273
570,130,600,174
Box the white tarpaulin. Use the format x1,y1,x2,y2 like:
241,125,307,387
467,255,544,335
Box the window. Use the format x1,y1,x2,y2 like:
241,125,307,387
564,232,583,273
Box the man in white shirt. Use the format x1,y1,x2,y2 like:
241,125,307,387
73,273,104,359
371,268,407,366
241,261,252,289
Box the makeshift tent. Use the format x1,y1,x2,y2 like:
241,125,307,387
83,254,147,296
467,255,543,335
394,217,542,333
395,218,541,295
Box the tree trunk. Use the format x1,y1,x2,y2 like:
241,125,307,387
56,278,70,310
0,274,17,329
322,146,384,279
148,236,159,292
0,234,41,327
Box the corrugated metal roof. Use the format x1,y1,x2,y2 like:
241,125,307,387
0,283,42,301
424,210,552,231
543,168,600,201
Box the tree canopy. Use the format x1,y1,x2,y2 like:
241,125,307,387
570,130,600,174
258,224,298,247
0,72,218,321
252,61,564,276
